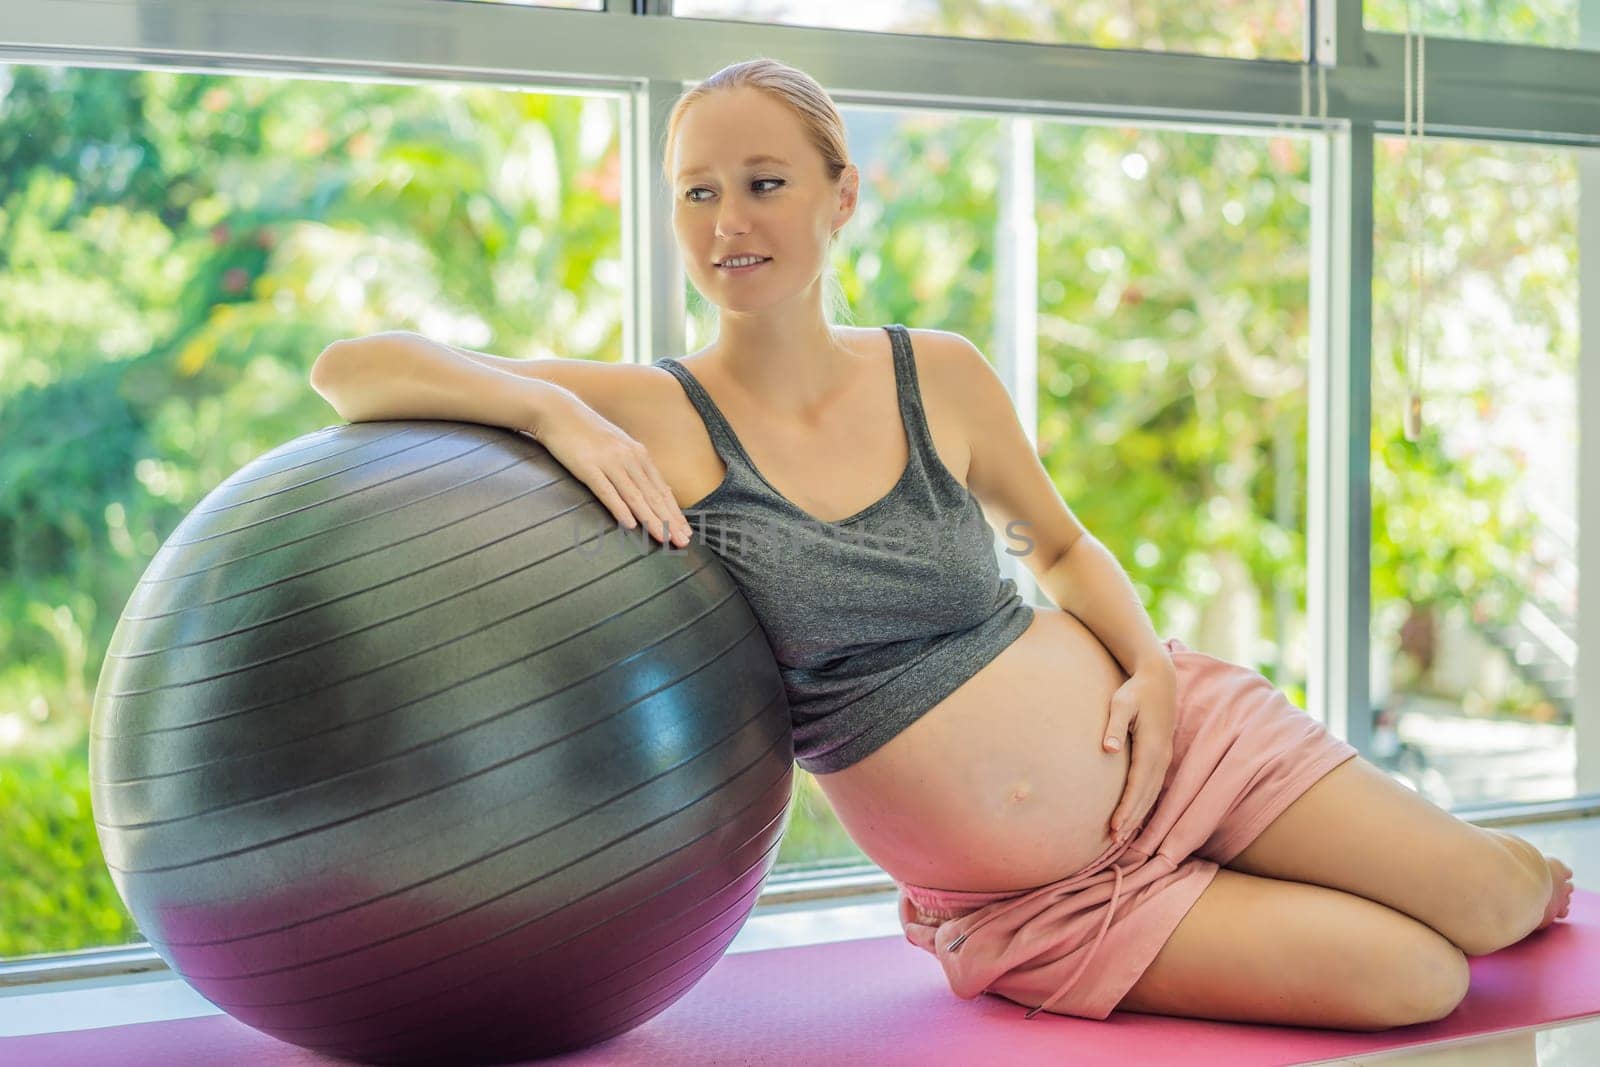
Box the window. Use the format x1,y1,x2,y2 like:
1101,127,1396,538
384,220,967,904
687,114,1322,872
1365,0,1597,51
687,107,1008,872
1369,136,1591,807
3,0,1598,973
0,63,624,959
1032,122,1315,695
674,0,1307,60
451,0,602,8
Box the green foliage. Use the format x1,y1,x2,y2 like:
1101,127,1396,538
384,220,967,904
1372,419,1537,621
777,774,862,866
1365,0,1578,46
0,743,140,958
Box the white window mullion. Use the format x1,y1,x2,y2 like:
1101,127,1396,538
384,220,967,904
1576,137,1600,792
1574,0,1600,796
1312,0,1366,68
1308,123,1375,752
993,116,1043,607
625,77,686,364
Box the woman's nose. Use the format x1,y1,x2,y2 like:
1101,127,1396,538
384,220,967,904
715,209,752,237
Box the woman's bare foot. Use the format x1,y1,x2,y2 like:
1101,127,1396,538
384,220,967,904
1537,855,1573,932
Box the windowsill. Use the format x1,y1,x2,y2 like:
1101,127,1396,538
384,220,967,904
11,876,1600,1067
0,890,906,1039
6,807,1599,1041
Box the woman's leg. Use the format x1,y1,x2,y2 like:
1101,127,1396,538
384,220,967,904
1117,866,1470,1029
1219,753,1566,956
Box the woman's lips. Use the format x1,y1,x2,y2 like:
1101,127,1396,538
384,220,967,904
716,257,771,274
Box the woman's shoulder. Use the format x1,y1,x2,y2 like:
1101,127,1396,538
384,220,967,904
898,324,974,351
873,325,980,402
836,323,973,365
857,323,975,360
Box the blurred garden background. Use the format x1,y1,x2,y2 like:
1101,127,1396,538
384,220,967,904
1,0,1585,958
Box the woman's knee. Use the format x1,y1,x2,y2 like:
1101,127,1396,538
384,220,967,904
1371,936,1470,1028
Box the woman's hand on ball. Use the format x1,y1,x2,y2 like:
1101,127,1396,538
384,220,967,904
534,394,693,547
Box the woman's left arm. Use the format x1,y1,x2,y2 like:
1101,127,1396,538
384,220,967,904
931,329,1177,842
1035,533,1173,680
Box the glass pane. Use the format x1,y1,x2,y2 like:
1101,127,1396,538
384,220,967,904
685,107,1004,870
453,0,602,8
0,64,623,959
674,0,1305,61
1033,124,1315,690
1365,0,1594,52
684,112,1323,873
1371,137,1585,808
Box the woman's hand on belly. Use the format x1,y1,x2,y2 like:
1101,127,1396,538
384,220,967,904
814,608,1137,892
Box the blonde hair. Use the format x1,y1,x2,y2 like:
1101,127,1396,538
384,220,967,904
663,57,854,324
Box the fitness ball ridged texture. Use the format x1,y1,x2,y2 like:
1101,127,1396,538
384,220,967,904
88,420,794,1065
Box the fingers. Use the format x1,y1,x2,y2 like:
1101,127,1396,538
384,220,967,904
1111,744,1171,838
584,468,635,532
620,451,692,545
628,453,693,545
1103,709,1129,750
1112,798,1146,840
1113,786,1150,838
540,408,693,545
584,442,691,546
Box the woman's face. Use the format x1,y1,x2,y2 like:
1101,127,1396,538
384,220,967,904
669,87,856,314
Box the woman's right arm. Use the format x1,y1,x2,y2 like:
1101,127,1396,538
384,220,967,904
310,331,594,434
309,332,691,546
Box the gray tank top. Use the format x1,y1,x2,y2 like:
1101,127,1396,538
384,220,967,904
654,325,1035,774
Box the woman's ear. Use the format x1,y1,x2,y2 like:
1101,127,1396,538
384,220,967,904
833,164,860,231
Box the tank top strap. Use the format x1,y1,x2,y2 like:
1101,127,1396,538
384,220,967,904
658,329,943,504
653,357,751,472
882,324,942,481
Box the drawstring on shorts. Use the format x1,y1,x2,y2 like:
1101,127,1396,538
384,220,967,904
943,862,1129,1019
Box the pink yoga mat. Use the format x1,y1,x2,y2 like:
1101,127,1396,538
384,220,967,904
8,888,1598,1066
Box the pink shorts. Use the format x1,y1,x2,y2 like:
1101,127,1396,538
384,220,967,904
896,636,1360,1022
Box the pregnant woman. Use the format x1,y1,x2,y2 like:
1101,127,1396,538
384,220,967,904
309,57,1572,1031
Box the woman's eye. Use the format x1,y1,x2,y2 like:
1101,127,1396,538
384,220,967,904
685,179,784,203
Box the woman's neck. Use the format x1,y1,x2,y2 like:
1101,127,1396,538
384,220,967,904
696,315,864,423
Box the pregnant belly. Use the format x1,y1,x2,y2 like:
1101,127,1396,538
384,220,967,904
812,607,1133,893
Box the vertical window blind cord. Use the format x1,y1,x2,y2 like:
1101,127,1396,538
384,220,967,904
1402,0,1428,442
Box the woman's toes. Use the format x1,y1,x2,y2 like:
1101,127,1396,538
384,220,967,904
1538,856,1574,930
